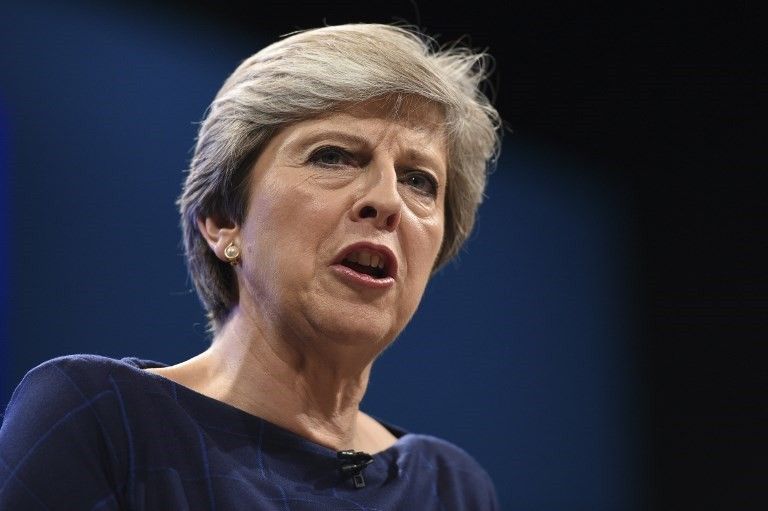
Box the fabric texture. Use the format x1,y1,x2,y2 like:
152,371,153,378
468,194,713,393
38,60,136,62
0,354,499,510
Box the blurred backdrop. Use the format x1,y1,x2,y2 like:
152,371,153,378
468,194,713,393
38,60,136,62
1,1,761,509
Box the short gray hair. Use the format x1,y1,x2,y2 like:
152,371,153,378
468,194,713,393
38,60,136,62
178,23,501,333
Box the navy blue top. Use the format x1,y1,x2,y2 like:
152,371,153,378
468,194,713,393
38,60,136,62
0,355,499,510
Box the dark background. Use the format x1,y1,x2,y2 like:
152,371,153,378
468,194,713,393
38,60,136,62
1,1,764,509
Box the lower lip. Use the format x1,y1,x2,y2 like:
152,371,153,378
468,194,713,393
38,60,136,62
330,264,395,289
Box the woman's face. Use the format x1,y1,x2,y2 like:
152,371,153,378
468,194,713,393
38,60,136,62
234,98,447,354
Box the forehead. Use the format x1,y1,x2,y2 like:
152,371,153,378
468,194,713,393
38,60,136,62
287,97,446,146
334,95,447,133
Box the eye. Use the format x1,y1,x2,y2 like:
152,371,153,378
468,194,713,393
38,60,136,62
308,146,354,167
400,171,438,197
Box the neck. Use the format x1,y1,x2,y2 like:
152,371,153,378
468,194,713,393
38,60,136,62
192,307,374,451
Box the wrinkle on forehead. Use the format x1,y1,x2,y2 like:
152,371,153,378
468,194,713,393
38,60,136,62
334,94,447,135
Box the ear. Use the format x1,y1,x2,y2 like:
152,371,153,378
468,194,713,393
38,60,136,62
196,213,241,263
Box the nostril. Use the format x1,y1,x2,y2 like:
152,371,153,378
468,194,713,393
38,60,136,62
359,206,377,219
385,211,400,230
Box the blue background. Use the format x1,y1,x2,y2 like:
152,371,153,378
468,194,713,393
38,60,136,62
1,2,644,509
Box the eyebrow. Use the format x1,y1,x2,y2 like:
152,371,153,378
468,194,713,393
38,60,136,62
286,129,446,176
292,130,369,151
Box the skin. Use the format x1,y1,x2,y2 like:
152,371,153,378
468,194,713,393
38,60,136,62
147,97,447,454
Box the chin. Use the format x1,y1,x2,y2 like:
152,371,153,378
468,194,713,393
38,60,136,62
313,302,402,349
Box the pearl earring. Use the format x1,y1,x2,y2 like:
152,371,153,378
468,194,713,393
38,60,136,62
223,242,241,266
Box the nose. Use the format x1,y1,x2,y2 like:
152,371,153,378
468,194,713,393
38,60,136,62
350,165,402,231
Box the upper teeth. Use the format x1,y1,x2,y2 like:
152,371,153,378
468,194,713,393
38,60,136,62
345,250,385,269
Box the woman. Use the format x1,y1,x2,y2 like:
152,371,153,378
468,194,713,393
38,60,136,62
0,24,500,509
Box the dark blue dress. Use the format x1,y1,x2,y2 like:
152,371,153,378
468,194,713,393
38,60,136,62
0,355,499,510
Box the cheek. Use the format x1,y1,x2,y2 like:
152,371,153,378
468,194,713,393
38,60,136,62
404,213,444,289
419,203,446,259
424,223,445,278
243,183,338,273
402,189,445,269
395,218,443,328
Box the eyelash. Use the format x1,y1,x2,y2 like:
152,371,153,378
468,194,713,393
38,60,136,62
308,146,355,167
400,172,439,197
307,145,439,198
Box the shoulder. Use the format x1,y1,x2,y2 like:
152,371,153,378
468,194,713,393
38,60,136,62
0,353,168,444
405,433,492,475
1,354,144,436
13,353,141,383
396,433,500,509
4,354,143,408
0,355,145,508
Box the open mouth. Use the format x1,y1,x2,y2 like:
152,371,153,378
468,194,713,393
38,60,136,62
340,249,389,279
333,243,397,286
